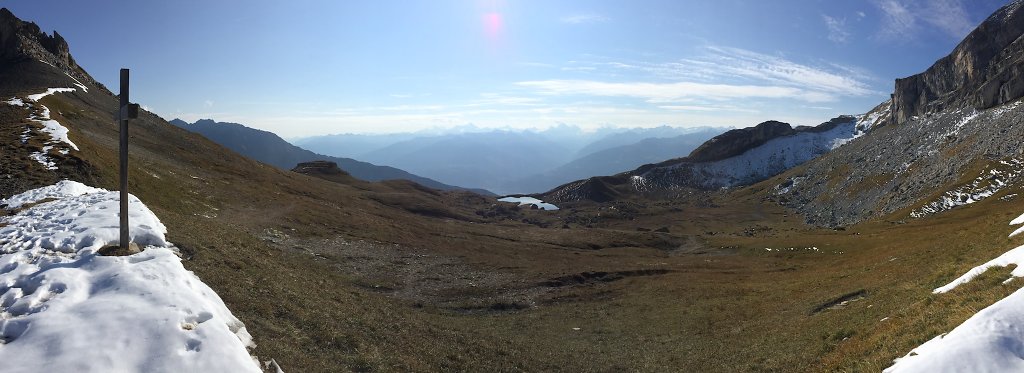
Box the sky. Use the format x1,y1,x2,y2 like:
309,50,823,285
1,0,1012,137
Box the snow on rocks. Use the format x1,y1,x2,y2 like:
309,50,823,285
885,210,1024,372
8,87,80,170
910,158,1024,218
0,181,262,373
677,117,860,188
25,87,75,102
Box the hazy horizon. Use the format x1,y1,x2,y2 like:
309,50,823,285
4,0,1011,137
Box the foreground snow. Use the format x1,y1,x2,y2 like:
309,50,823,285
0,181,261,373
886,211,1024,372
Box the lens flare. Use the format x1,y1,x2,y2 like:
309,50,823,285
483,12,503,41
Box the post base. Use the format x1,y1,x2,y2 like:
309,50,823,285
97,242,141,256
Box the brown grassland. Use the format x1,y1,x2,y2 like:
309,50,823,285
4,86,1024,372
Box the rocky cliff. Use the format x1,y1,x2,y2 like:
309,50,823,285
770,0,1024,227
891,0,1024,124
0,8,101,94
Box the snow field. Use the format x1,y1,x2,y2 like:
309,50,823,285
0,181,262,373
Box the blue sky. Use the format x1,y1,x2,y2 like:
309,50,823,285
2,0,1011,137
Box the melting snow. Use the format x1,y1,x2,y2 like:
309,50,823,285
0,181,262,372
910,159,1024,218
677,118,860,188
498,196,559,210
886,210,1024,372
25,88,75,102
856,99,891,135
9,87,80,170
64,73,89,93
631,175,650,192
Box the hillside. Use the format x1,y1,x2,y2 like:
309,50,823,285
6,2,1024,373
541,115,871,203
169,118,493,195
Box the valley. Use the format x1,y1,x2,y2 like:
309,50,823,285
2,1,1024,372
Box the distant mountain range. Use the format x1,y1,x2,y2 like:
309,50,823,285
294,125,728,194
169,119,493,195
507,129,724,193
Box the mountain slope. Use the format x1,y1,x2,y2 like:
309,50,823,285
170,119,493,195
541,115,868,203
773,0,1024,227
3,9,714,371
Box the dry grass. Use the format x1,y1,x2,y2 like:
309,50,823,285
6,89,1024,372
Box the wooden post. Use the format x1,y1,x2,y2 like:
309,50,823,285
117,69,139,250
119,69,129,249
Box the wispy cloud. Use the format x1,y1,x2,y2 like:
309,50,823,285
874,0,975,41
822,15,850,43
920,0,974,38
658,104,760,114
560,13,609,24
560,46,877,100
518,79,834,103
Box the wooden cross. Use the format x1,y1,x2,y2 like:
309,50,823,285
118,68,139,250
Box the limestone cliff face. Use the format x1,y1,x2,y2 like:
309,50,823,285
0,8,99,89
891,0,1024,124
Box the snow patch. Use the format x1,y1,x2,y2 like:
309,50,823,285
855,99,891,135
64,73,88,93
910,159,1024,218
26,88,75,102
631,175,650,192
887,208,1024,372
498,196,559,210
15,88,80,170
0,181,262,372
677,118,860,188
32,104,79,151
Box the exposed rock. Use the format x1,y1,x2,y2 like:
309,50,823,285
0,8,99,90
542,116,860,203
778,100,1024,227
292,161,351,177
891,0,1024,125
687,120,794,163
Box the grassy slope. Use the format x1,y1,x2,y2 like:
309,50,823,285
5,78,1024,372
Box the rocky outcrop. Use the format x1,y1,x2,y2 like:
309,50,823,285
891,0,1024,124
686,120,794,163
292,161,351,177
0,8,98,89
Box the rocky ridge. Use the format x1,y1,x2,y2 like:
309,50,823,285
541,115,863,203
0,8,100,92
